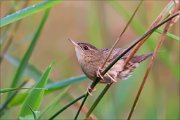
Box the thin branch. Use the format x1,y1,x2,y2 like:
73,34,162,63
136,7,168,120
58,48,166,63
85,83,112,119
74,92,89,120
101,0,143,69
0,80,28,116
0,1,29,64
27,104,37,120
149,0,174,29
48,94,86,120
127,3,179,119
123,0,175,67
127,18,173,120
0,22,19,64
73,97,97,120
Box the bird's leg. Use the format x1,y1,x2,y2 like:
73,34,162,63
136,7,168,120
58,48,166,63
96,67,105,80
106,73,117,83
86,67,104,96
86,85,96,96
96,67,117,83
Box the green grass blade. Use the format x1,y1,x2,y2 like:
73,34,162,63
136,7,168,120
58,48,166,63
0,88,44,93
46,75,87,92
8,93,27,107
8,75,87,107
85,84,111,119
19,63,52,117
38,87,69,119
5,54,52,82
5,55,87,92
49,94,86,120
155,29,180,41
27,104,38,120
0,0,62,27
0,88,29,93
9,8,51,93
5,54,87,93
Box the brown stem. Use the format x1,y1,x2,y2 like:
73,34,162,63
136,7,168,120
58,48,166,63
0,1,29,64
101,0,143,69
127,3,179,119
123,0,176,67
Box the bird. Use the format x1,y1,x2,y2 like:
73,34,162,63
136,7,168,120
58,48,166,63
69,38,152,93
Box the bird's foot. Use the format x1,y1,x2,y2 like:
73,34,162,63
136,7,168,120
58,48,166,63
87,86,96,96
96,67,105,80
106,73,117,83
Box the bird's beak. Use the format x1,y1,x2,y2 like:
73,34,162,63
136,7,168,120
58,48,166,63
68,38,79,47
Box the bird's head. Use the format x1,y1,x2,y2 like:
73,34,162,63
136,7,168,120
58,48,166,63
69,38,98,62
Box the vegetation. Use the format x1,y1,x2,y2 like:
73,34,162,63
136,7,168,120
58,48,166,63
0,0,179,119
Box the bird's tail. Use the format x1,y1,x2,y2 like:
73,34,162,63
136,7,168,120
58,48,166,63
130,53,153,63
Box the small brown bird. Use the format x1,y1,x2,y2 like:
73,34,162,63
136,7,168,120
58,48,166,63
69,38,152,84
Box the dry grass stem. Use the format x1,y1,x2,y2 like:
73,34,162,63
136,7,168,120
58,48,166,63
0,1,29,64
127,2,179,119
127,19,174,120
101,0,143,69
123,0,178,67
74,100,97,120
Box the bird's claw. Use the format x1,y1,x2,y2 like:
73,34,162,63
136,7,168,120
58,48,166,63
87,86,96,96
106,73,117,83
96,67,105,80
96,67,117,83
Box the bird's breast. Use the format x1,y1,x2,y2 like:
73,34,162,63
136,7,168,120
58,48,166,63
80,56,103,80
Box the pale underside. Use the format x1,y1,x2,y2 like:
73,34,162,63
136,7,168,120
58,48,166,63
100,60,139,83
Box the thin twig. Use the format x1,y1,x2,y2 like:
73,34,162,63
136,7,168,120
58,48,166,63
0,1,29,64
0,22,18,64
123,0,175,67
85,83,113,119
127,18,173,120
149,0,174,29
127,2,179,119
1,1,24,32
0,80,28,116
74,92,89,120
101,0,143,69
73,95,97,120
48,94,86,120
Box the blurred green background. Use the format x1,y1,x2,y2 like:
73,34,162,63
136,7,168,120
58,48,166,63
0,0,179,119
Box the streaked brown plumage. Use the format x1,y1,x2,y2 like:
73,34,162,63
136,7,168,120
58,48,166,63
69,38,152,83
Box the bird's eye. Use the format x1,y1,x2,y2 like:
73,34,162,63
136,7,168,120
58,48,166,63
83,45,89,50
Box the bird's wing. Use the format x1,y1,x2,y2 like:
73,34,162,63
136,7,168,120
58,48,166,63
102,48,152,63
100,48,128,62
